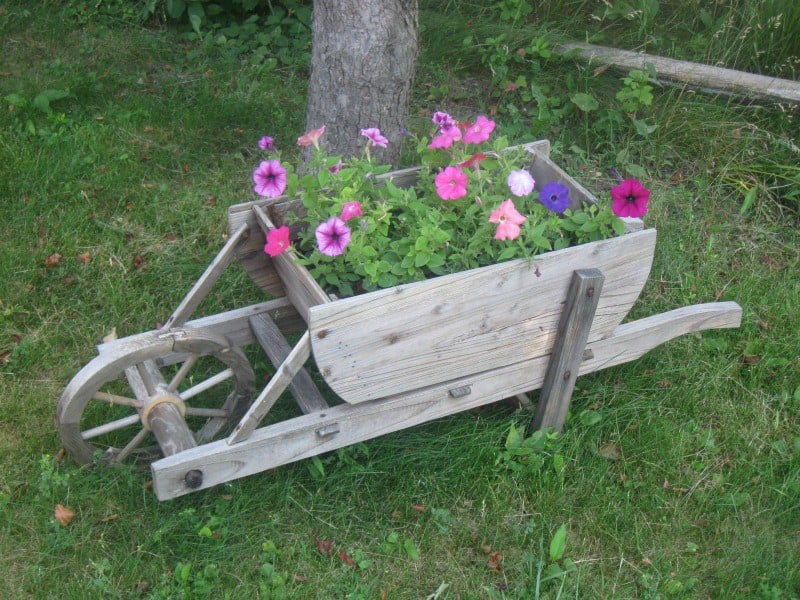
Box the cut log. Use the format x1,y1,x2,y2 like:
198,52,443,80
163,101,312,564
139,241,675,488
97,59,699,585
554,41,800,104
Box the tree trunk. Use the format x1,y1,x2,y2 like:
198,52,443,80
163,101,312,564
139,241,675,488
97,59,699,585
305,0,419,166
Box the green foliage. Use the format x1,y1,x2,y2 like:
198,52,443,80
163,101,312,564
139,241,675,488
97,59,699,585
273,122,626,297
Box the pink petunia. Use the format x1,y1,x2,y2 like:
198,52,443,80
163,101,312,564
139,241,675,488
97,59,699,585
458,153,486,169
462,115,495,144
315,217,351,256
258,135,275,151
360,127,389,148
253,160,287,198
489,199,526,240
340,201,363,221
297,125,326,150
264,225,290,257
507,169,535,197
610,179,650,218
432,111,457,130
434,166,468,200
428,125,462,149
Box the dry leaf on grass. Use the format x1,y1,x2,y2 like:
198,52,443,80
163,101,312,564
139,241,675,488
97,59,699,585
487,550,503,573
54,504,75,526
598,442,622,461
314,535,334,556
44,253,62,268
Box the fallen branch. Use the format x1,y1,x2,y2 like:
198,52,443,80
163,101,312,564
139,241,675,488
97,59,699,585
554,41,800,104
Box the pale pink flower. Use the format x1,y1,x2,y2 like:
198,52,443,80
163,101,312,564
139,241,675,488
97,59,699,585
611,179,650,218
253,160,287,198
462,115,495,144
297,125,326,150
315,217,351,256
434,166,468,200
507,169,535,197
489,199,526,240
360,127,388,148
264,225,290,257
340,201,363,221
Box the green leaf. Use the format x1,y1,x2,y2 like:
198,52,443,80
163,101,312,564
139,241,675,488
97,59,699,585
633,119,658,136
165,0,186,19
570,92,599,112
33,89,70,114
403,538,420,560
549,523,567,561
187,2,205,34
505,423,523,450
579,410,602,426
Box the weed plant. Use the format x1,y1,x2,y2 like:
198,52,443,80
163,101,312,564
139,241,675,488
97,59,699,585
1,0,798,598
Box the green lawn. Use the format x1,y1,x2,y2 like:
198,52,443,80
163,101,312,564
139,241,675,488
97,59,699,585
1,1,798,598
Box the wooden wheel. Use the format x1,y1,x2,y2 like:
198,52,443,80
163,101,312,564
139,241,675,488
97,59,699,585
57,329,255,465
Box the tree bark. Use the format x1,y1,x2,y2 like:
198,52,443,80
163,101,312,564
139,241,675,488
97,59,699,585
305,0,419,166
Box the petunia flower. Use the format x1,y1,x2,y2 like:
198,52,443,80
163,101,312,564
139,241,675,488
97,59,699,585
340,201,363,221
432,111,457,130
360,127,388,148
315,217,351,256
253,160,287,198
610,179,650,218
489,199,526,241
297,125,326,150
428,125,462,149
539,181,571,213
258,136,275,151
434,166,468,200
462,115,496,144
507,169,535,197
458,153,486,169
264,225,290,257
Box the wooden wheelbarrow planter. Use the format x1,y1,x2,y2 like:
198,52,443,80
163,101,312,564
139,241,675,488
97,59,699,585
56,141,742,501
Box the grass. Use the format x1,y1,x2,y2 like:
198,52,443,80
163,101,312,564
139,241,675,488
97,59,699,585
2,0,799,598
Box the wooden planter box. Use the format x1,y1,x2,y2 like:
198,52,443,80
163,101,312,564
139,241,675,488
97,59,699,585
57,141,742,500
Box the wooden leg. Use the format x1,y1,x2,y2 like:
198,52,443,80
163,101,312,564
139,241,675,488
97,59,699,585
249,314,329,414
531,268,604,432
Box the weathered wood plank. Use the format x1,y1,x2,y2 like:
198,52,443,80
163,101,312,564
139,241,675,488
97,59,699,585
151,301,742,499
249,314,329,414
97,298,304,364
309,229,657,404
227,330,312,444
162,222,250,329
252,204,331,323
555,41,800,104
532,269,604,431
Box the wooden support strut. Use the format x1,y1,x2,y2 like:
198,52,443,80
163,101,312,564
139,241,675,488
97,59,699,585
531,268,604,432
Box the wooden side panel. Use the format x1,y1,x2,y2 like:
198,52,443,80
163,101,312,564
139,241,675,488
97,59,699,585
309,229,657,404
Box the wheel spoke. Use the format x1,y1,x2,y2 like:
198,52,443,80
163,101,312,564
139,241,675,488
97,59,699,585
180,368,234,400
113,427,152,463
92,391,141,408
81,414,141,440
167,354,199,392
185,407,229,418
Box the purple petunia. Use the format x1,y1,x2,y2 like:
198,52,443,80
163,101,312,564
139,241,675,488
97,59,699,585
539,182,571,213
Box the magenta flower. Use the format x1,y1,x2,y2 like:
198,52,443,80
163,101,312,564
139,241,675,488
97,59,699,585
297,125,325,150
253,160,287,198
264,225,290,257
539,182,571,213
489,199,526,240
340,201,363,221
360,127,388,148
428,125,462,149
507,169,535,197
462,115,495,144
435,166,468,200
611,179,650,218
258,136,275,151
315,217,351,256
